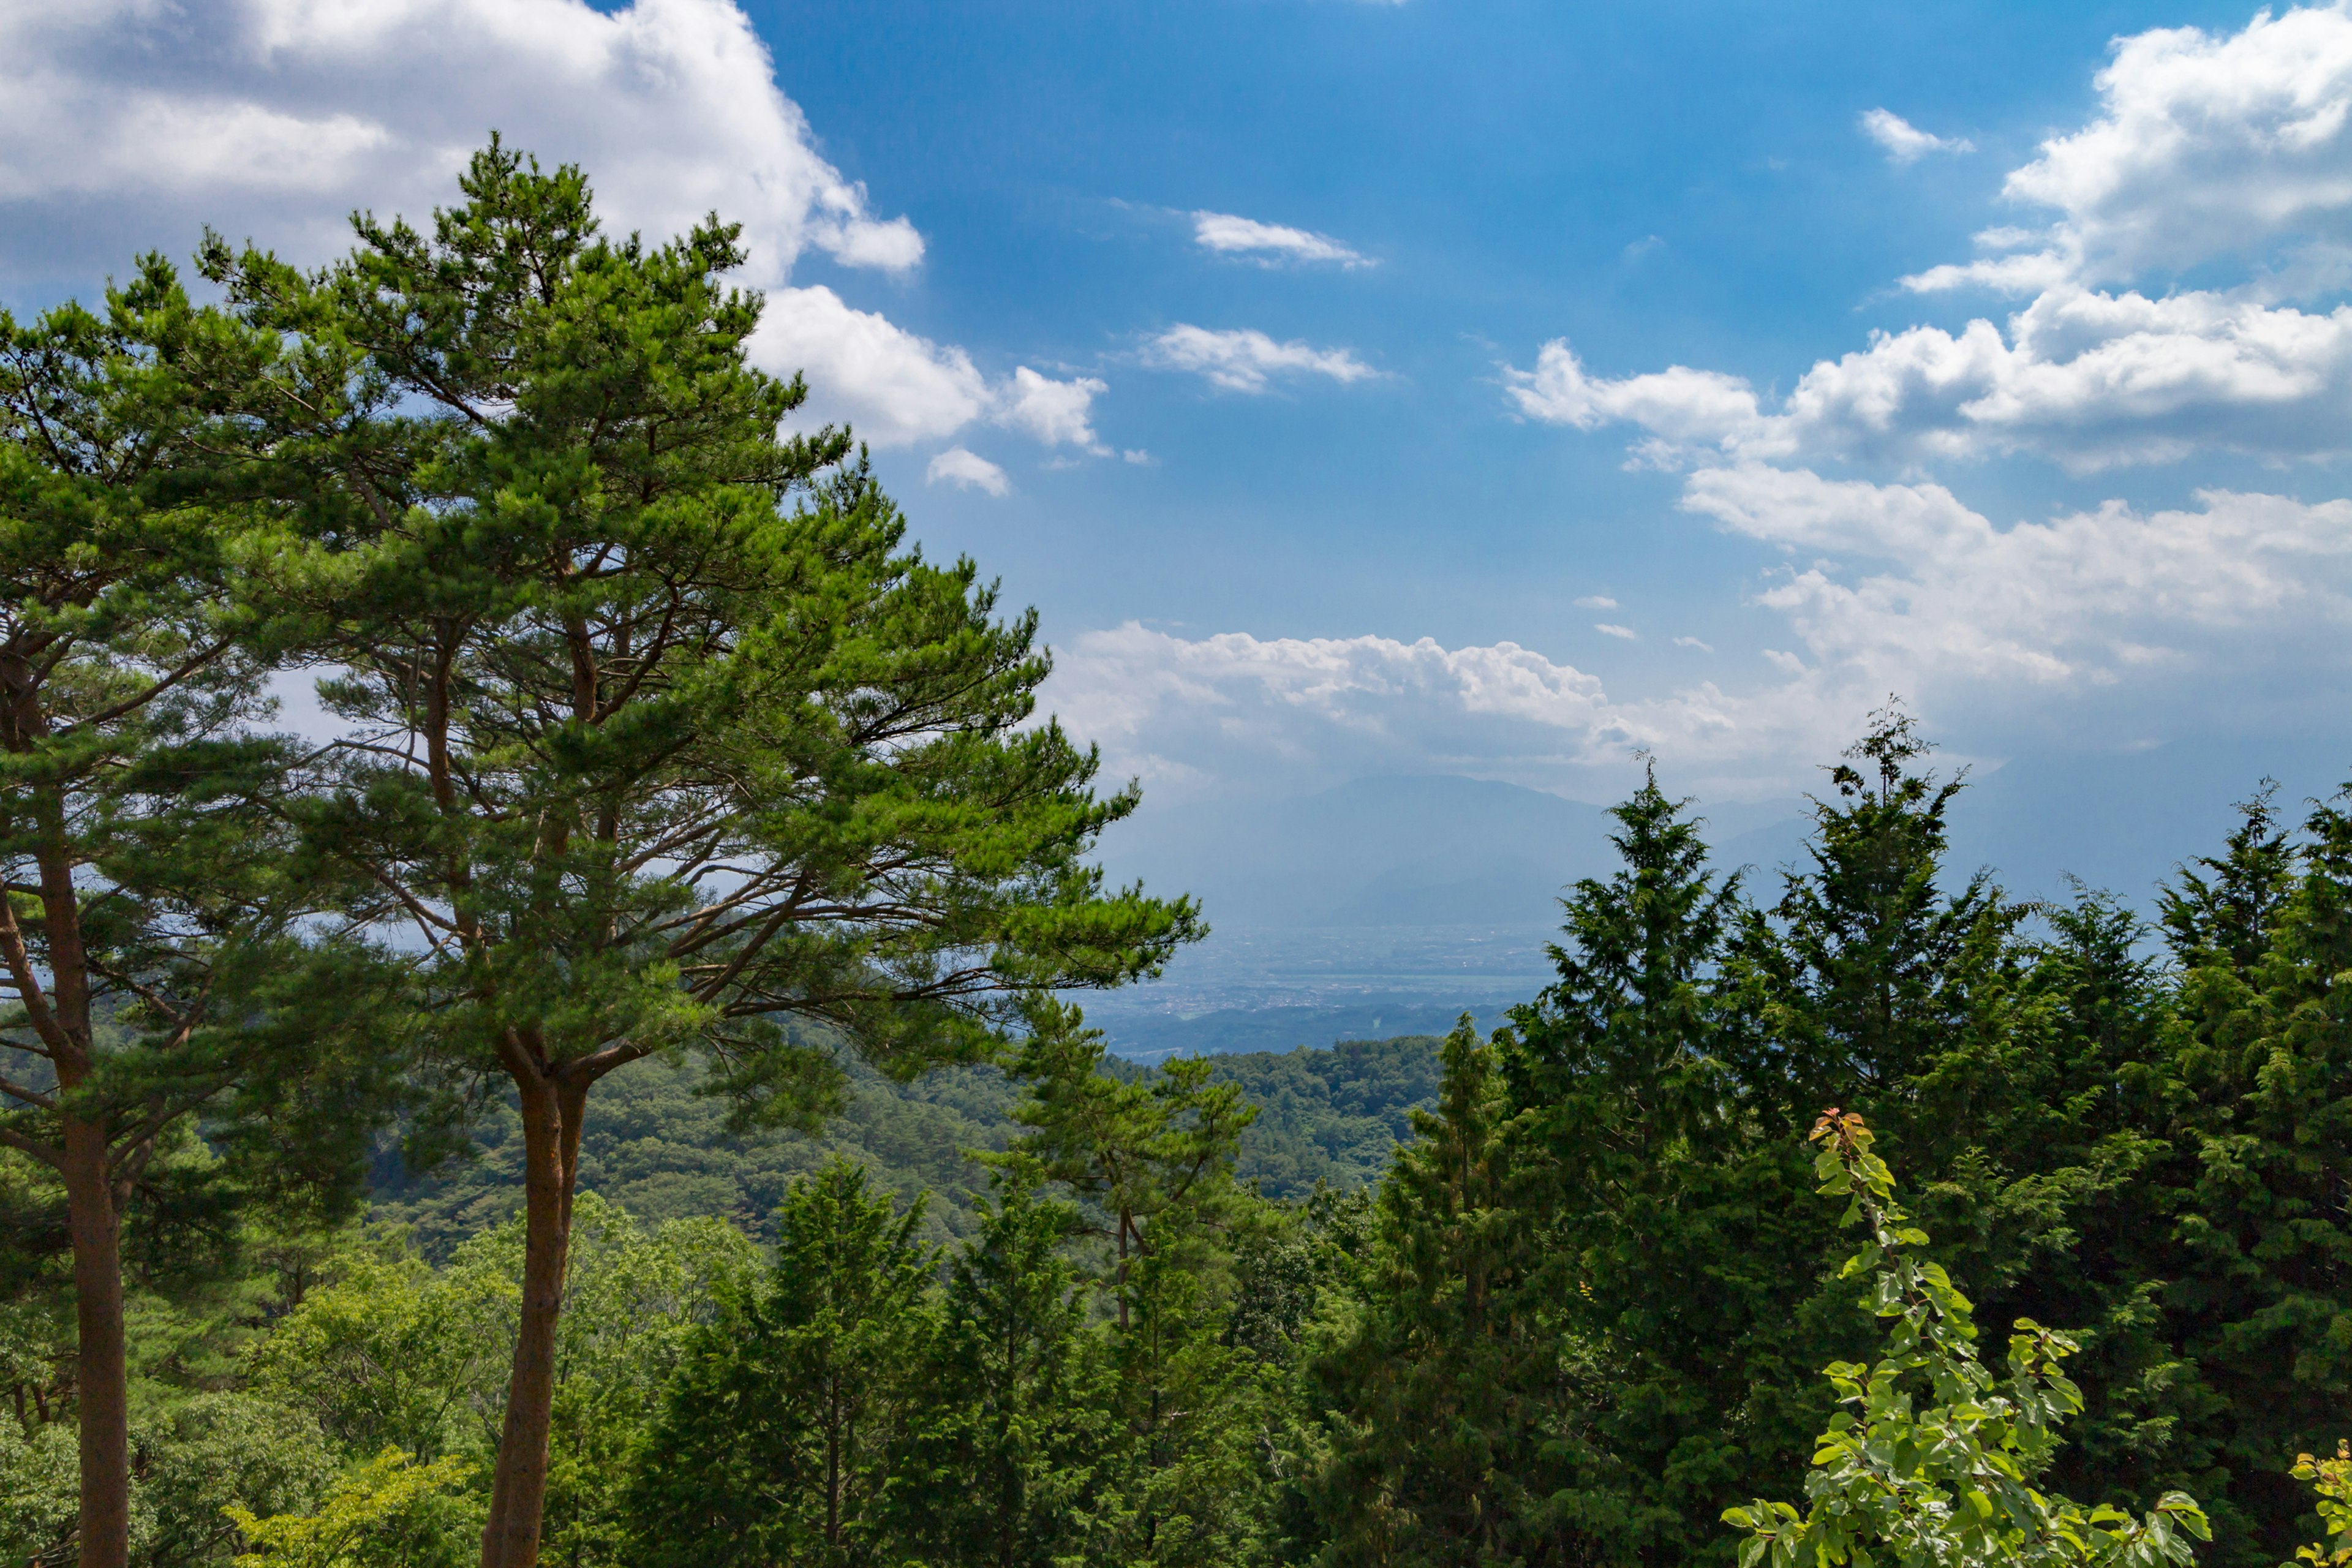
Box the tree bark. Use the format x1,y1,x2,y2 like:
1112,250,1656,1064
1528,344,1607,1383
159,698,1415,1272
61,1114,129,1568
480,1069,590,1568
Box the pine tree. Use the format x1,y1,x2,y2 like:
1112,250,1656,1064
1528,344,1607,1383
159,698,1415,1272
203,142,1198,1567
0,258,405,1568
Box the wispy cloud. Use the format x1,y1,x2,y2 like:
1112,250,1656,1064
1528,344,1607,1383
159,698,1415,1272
1595,623,1638,640
1574,595,1619,609
925,447,1009,496
1191,211,1372,268
1142,326,1380,393
1860,108,1975,164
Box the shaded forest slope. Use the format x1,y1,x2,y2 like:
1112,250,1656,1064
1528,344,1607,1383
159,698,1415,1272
368,1035,1444,1255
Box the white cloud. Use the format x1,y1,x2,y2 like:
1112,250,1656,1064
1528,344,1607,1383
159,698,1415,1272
1574,595,1618,609
1681,464,2352,696
1506,285,2352,472
1047,474,2352,801
1191,211,1372,268
1143,326,1381,393
1998,3,2352,286
0,0,920,285
1595,623,1638,639
1123,448,1156,466
1860,108,1975,165
1507,6,2352,474
0,0,1112,457
758,285,989,447
1043,617,1920,807
925,447,1009,496
995,366,1109,451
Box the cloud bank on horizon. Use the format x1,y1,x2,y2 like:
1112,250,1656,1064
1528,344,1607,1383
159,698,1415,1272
9,0,2352,810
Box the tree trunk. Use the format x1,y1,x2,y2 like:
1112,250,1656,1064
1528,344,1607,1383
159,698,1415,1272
61,1114,129,1568
480,1072,589,1568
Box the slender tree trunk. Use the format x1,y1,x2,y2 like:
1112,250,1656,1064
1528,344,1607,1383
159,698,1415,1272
480,1070,590,1568
60,1114,129,1568
18,759,130,1568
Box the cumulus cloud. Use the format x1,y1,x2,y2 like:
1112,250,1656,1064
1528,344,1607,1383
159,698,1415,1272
1996,3,2352,287
925,447,1009,496
0,0,1113,458
1191,211,1373,268
1595,624,1638,639
1507,288,2352,473
1508,6,2352,475
1046,622,1780,801
995,366,1109,451
756,285,990,447
1860,108,1975,164
0,0,919,285
1656,469,2352,757
1143,326,1381,393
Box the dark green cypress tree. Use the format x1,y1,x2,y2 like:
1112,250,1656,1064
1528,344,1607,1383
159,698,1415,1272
2158,786,2294,974
2136,783,2352,1565
894,1159,1117,1568
623,1160,934,1568
1308,1017,1557,1566
998,1001,1276,1566
1494,763,1795,1568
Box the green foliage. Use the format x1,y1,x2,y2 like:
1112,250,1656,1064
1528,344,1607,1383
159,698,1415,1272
225,1449,475,1568
1726,1110,2209,1568
2291,1442,2352,1568
623,1160,934,1567
1307,1016,1562,1567
894,1158,1120,1567
365,1037,1440,1261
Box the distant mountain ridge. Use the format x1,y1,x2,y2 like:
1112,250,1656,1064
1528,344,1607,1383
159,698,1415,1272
1080,746,2352,1058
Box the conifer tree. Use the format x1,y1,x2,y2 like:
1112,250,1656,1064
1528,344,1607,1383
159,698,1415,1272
1496,763,1789,1565
624,1161,932,1567
1726,704,2027,1132
896,1160,1117,1567
1002,1001,1274,1564
2158,786,2293,973
0,259,403,1568
203,143,1196,1567
2139,783,2352,1562
1309,1017,1556,1566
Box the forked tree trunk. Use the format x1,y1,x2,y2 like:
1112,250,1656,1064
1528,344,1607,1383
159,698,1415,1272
60,1115,129,1568
480,1071,590,1568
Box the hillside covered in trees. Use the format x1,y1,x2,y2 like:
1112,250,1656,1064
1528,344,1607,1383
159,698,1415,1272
365,1035,1445,1256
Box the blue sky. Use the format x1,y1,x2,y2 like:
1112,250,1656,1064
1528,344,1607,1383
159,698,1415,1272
7,0,2352,824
